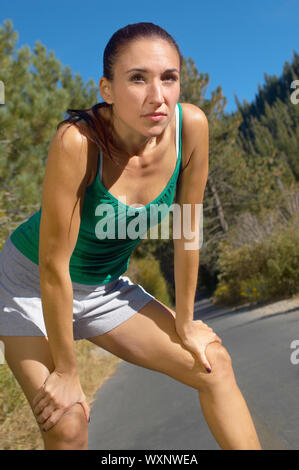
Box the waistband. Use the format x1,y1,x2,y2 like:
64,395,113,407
6,237,120,292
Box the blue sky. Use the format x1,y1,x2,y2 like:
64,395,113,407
1,0,298,113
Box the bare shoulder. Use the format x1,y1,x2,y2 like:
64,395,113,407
53,120,90,155
178,102,208,167
49,119,96,185
180,102,208,134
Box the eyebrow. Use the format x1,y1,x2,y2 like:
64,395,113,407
126,68,179,74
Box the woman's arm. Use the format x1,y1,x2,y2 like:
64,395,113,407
173,105,221,372
174,103,209,329
174,241,200,325
32,122,93,429
38,122,92,374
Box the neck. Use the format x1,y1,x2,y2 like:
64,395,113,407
110,111,165,158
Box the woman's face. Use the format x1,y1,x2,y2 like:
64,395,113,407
101,38,181,145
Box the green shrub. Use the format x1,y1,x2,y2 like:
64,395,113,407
213,221,299,306
126,254,173,308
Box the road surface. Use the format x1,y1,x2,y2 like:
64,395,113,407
88,295,299,450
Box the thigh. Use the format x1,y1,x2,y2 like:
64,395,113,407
86,299,224,390
0,335,86,445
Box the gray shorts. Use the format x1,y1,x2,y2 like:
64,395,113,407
0,237,155,340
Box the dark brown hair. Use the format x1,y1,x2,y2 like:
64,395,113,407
56,22,183,167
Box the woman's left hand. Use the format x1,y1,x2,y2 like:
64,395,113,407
175,319,222,373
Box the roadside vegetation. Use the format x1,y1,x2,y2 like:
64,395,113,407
0,19,298,448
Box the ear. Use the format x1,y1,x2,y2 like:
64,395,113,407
99,77,113,104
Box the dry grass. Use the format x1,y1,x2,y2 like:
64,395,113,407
0,340,121,450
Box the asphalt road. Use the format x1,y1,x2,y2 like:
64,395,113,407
88,295,299,450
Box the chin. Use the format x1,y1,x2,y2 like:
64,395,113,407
144,125,165,136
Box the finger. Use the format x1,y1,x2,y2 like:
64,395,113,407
36,402,56,425
33,396,51,416
32,394,48,416
197,347,212,373
32,387,46,409
196,320,209,329
77,400,90,423
42,407,64,432
32,376,48,407
209,332,221,343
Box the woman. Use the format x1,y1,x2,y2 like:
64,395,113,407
0,22,262,450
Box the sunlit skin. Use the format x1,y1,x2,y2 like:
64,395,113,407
0,28,263,451
98,38,181,162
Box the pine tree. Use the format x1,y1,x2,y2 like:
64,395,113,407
235,50,299,186
0,19,98,239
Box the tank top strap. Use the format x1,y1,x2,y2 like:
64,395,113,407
175,103,179,161
176,102,183,172
98,150,103,179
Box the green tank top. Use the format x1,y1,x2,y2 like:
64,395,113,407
10,102,183,284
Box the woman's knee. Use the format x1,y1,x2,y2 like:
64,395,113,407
0,336,88,449
196,342,235,391
206,341,232,370
42,403,88,450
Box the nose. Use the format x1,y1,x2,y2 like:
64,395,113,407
148,80,164,105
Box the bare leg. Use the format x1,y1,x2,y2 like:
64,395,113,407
87,299,262,450
0,335,88,450
197,342,261,449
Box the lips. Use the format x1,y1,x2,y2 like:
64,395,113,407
144,112,167,116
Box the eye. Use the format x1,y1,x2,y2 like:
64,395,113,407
130,74,145,82
163,74,178,82
130,74,179,83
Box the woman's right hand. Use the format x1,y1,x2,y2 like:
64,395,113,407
32,369,90,431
